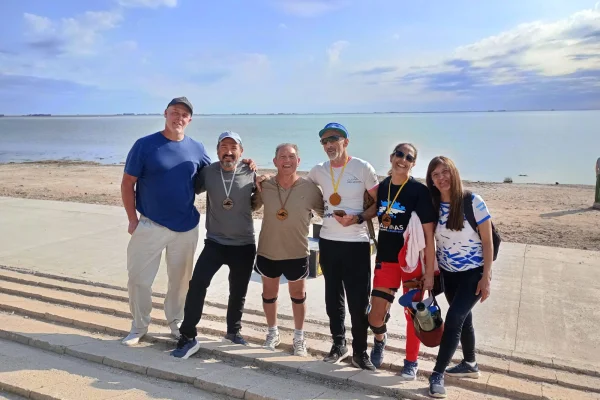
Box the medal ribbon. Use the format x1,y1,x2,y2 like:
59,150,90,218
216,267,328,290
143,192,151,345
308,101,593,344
385,177,409,215
329,157,349,195
276,177,295,210
220,165,238,199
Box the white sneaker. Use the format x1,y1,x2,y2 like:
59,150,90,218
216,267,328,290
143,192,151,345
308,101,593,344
293,337,308,357
263,331,281,350
169,321,182,340
122,331,146,346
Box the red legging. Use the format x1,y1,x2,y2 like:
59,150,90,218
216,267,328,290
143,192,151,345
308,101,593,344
377,261,422,362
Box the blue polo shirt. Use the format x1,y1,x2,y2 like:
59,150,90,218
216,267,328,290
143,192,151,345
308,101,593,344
124,132,211,232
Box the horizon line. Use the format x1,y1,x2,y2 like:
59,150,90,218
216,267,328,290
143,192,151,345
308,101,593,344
2,108,600,117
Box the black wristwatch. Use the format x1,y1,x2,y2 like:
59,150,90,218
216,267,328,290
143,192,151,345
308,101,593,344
356,214,365,224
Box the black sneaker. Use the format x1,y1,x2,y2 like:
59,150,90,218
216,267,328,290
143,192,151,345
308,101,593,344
446,360,481,378
429,372,447,398
351,351,376,371
224,332,248,346
323,343,350,364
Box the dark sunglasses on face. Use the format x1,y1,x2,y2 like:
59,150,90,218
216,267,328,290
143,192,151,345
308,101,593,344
320,135,343,145
393,150,415,162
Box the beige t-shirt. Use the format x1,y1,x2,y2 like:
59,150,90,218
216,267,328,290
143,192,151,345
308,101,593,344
256,176,324,260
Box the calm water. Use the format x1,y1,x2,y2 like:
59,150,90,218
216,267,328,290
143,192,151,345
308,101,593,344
1,111,599,185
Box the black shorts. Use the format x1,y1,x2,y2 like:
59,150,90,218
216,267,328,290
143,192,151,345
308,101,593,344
254,255,309,281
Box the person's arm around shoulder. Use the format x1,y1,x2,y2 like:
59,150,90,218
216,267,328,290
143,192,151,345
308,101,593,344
473,194,493,302
250,172,264,211
309,180,325,217
195,165,209,194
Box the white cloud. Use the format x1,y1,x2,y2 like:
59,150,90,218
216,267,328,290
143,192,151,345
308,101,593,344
23,10,123,56
278,23,288,29
116,0,177,8
327,40,349,64
275,0,347,17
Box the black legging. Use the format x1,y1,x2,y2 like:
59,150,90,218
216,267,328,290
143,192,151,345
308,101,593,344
434,267,483,373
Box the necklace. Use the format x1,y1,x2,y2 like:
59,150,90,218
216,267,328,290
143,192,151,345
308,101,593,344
220,165,237,210
275,177,296,220
328,157,349,206
381,177,409,227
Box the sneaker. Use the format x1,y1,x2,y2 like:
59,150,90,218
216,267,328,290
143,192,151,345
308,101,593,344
224,332,248,346
293,337,308,357
370,334,386,368
121,331,145,346
351,351,376,371
400,359,419,380
263,331,281,350
429,372,447,398
169,320,182,340
446,360,481,378
171,335,200,359
323,343,350,364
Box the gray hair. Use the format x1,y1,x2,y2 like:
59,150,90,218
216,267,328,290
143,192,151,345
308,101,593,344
275,143,299,158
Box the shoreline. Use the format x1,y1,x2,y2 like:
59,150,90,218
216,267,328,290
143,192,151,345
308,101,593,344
2,160,594,189
0,161,598,251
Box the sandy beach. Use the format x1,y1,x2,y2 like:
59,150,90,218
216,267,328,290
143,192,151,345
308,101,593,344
1,161,599,251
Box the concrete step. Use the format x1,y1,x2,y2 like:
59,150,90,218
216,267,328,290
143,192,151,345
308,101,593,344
0,291,597,400
0,267,599,396
0,335,234,400
0,310,518,400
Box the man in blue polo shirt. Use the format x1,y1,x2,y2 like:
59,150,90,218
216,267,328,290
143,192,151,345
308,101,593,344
121,97,211,346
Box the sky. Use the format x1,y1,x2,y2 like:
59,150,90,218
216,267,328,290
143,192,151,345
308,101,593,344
1,0,600,114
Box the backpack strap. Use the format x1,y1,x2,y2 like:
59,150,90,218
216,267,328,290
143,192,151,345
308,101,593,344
463,190,479,233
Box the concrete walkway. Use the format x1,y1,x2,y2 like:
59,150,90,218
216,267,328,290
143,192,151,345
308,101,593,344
0,197,599,368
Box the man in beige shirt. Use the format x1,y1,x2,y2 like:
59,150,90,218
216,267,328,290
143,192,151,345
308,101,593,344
253,143,324,356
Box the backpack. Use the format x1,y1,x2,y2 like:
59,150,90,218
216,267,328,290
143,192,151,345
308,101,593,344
463,191,501,261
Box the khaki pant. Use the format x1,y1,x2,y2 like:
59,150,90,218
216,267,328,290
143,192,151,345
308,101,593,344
126,216,199,333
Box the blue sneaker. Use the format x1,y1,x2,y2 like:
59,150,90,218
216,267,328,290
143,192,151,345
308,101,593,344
370,334,386,368
224,332,248,345
428,372,447,398
171,336,200,359
400,359,419,380
446,360,481,378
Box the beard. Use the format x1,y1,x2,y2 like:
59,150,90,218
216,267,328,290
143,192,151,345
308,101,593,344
327,149,341,161
220,156,237,169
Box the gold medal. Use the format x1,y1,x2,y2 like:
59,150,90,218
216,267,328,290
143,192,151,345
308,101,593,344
381,214,392,227
275,178,296,221
328,158,349,206
276,208,288,220
329,193,342,206
222,198,234,210
381,177,409,226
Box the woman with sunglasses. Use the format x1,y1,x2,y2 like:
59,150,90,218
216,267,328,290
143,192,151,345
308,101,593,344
366,143,437,378
425,156,494,399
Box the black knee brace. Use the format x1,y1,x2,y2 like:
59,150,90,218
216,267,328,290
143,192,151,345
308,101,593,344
291,293,306,304
262,295,278,304
371,289,395,303
369,323,387,335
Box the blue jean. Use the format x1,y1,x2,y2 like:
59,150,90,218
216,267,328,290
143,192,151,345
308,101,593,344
433,267,483,374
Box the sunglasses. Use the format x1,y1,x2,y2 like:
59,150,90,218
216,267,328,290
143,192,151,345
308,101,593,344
393,150,415,162
320,135,343,145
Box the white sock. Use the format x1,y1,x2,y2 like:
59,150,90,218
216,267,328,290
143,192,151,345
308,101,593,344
466,360,477,367
294,329,304,341
268,326,279,335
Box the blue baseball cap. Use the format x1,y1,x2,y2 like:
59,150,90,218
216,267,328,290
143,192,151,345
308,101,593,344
218,131,243,146
318,122,349,138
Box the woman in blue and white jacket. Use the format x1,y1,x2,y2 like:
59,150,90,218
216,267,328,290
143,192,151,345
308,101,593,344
424,156,495,399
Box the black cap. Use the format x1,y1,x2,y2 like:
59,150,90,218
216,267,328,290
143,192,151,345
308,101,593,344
167,96,193,115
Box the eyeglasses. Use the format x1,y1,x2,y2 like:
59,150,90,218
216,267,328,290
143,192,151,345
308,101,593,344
393,150,415,162
320,136,342,145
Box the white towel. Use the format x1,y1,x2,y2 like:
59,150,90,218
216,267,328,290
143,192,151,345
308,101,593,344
401,211,426,273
